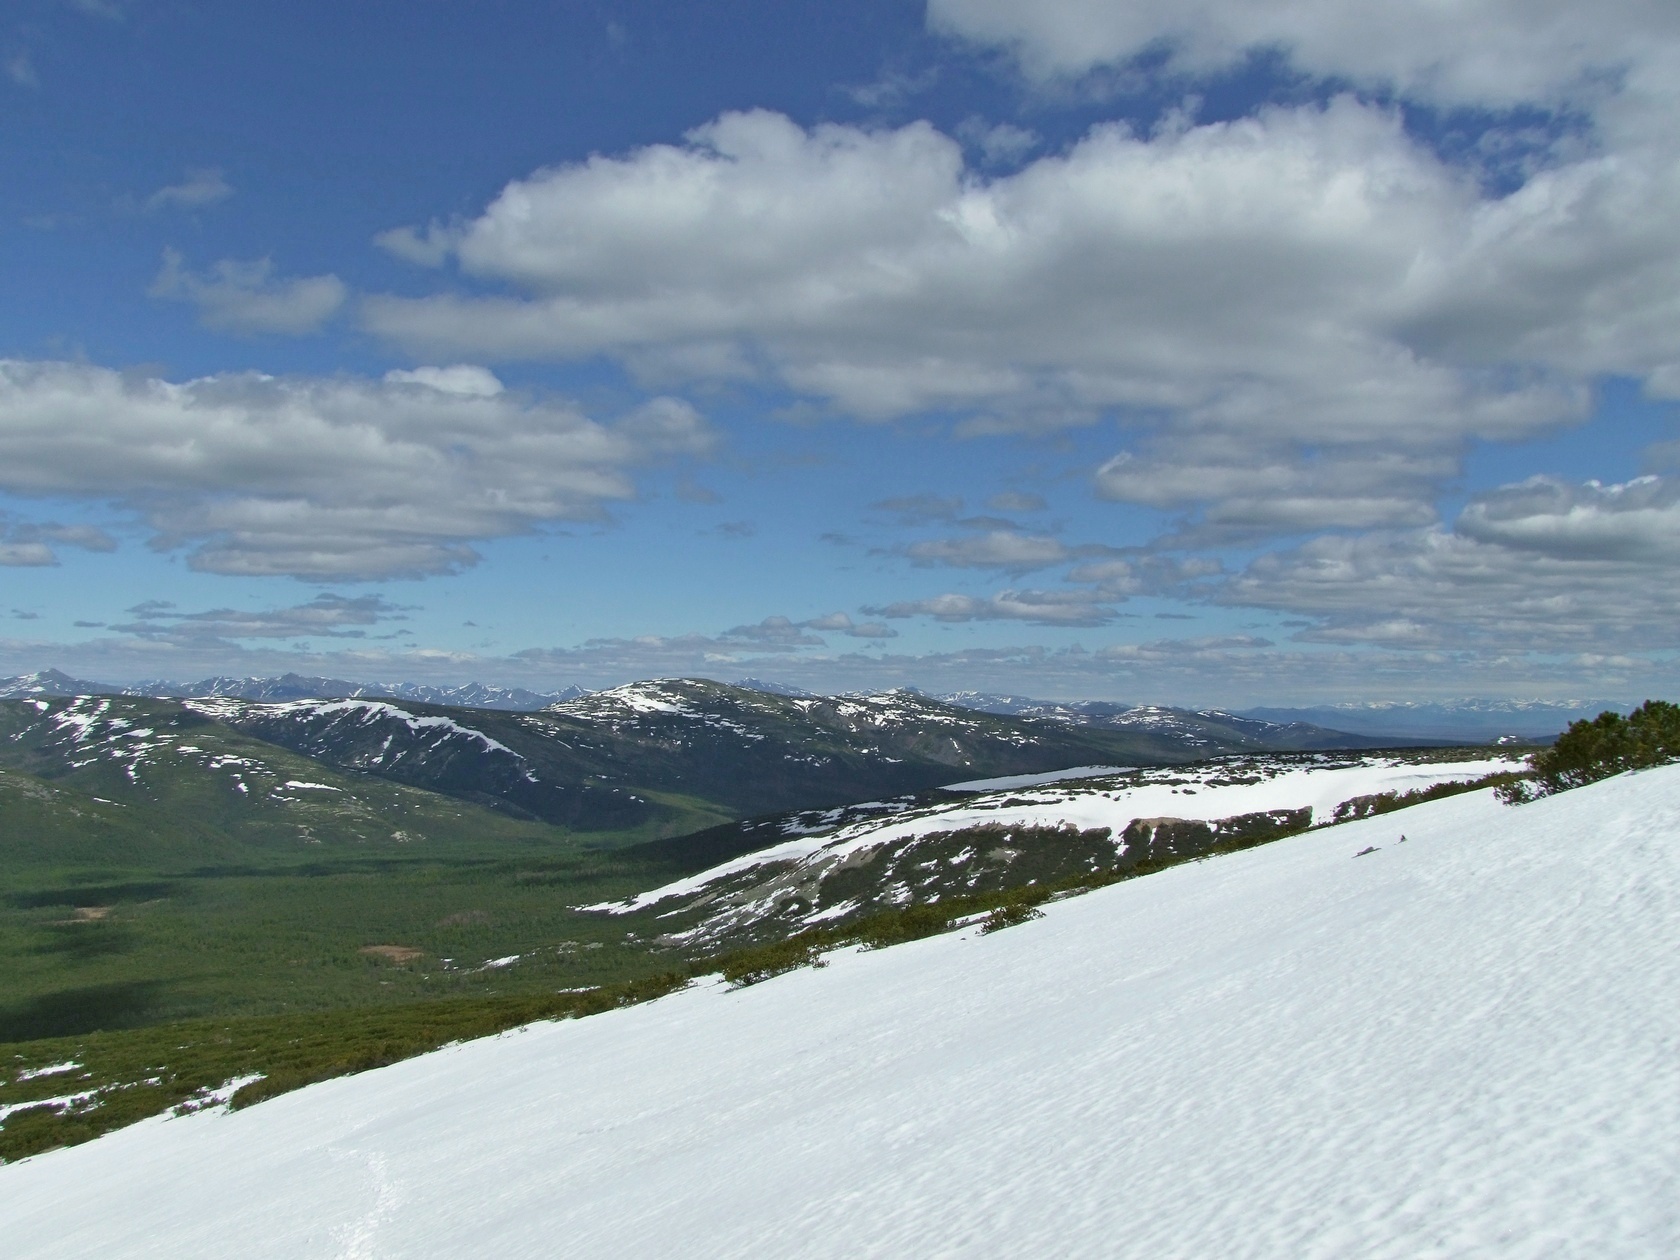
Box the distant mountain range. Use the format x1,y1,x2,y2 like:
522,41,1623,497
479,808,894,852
932,692,1408,751
1235,701,1617,741
0,667,1596,743
932,690,1611,742
0,669,585,711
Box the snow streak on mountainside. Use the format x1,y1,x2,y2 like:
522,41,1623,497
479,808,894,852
4,767,1675,1257
153,675,589,710
551,678,1009,735
5,694,370,803
0,694,597,861
589,753,1520,946
0,692,651,833
177,695,653,831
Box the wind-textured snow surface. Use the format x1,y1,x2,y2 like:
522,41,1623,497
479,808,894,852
5,769,1678,1258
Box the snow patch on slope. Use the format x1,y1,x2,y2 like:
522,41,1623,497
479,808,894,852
595,753,1519,915
266,700,524,758
184,697,525,762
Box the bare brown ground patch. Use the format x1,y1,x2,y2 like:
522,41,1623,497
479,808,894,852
359,945,423,964
49,905,115,924
436,910,490,928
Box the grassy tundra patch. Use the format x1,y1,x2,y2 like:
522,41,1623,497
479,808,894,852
0,755,721,1042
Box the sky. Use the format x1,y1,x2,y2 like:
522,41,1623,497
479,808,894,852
1,0,1678,705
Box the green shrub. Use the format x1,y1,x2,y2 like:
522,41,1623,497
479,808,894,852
979,901,1044,934
715,938,829,986
1501,700,1680,802
1342,772,1529,817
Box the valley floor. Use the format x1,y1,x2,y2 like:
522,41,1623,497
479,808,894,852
3,768,1676,1257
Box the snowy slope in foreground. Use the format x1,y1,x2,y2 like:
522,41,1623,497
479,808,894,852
5,771,1679,1258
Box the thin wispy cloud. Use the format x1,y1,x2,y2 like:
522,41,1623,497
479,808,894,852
143,169,232,212
6,52,39,88
864,589,1123,627
905,532,1079,572
65,0,125,19
113,593,411,647
0,516,117,567
150,250,346,335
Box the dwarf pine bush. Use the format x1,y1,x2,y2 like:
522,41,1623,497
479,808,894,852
1500,700,1680,802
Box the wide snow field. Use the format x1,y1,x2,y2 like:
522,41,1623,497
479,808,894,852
5,768,1679,1258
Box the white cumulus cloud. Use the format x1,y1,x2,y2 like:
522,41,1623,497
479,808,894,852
1457,476,1680,563
0,359,714,581
927,0,1679,109
360,96,1680,544
1223,476,1680,652
328,6,1680,667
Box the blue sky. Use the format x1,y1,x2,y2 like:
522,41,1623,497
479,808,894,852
2,0,1678,704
